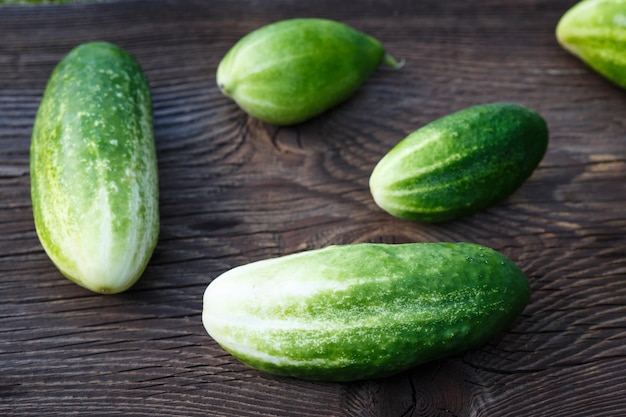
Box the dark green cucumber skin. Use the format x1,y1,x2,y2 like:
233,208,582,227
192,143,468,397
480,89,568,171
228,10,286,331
369,103,549,223
203,242,531,381
30,42,159,294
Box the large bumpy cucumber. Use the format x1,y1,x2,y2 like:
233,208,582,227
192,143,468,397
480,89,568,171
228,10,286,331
369,103,548,223
217,18,400,125
556,0,626,89
30,41,159,294
202,242,531,381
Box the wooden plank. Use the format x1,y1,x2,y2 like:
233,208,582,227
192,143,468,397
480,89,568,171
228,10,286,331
1,0,625,415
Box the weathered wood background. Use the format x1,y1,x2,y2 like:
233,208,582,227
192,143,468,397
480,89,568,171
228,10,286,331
1,0,625,415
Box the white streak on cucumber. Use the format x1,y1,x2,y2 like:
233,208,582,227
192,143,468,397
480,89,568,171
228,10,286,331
229,89,287,112
371,130,444,179
372,198,450,215
376,152,466,188
31,42,158,294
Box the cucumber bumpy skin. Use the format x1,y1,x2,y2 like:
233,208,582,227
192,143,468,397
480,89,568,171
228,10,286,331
369,103,548,223
203,242,531,382
30,42,159,294
556,0,626,89
216,18,400,125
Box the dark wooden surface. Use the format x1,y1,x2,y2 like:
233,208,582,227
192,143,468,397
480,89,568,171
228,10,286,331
1,0,625,415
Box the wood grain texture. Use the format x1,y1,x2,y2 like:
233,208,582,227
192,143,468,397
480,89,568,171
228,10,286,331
1,0,625,416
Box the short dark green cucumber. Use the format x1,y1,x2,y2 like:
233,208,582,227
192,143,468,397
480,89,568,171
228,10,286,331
202,242,531,381
30,41,159,294
369,103,548,223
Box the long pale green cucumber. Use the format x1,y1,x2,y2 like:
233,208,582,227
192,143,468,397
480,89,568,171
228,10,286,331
203,242,530,381
30,41,159,294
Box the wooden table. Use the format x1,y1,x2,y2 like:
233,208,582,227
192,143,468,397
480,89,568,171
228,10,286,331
2,0,625,415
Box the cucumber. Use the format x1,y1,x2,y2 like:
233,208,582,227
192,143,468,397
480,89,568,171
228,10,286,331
217,18,400,125
30,42,159,294
369,103,548,223
556,0,626,89
202,242,530,381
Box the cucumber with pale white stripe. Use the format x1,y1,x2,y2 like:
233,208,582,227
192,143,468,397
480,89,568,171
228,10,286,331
202,242,530,381
216,18,400,125
30,42,159,294
556,0,626,89
369,103,548,223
